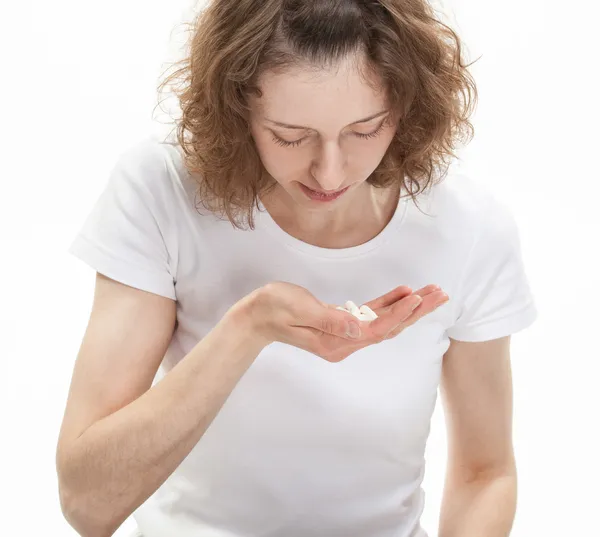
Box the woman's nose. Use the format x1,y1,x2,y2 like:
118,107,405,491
310,142,346,191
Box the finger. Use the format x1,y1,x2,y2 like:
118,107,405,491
385,325,404,340
364,286,413,311
295,303,363,340
365,283,442,312
372,284,441,316
385,291,449,339
414,284,442,297
367,295,424,338
400,289,448,318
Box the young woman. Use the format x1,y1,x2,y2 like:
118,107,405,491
56,1,537,536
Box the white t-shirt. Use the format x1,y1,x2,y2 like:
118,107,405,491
69,135,538,537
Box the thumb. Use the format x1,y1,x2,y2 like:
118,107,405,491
306,304,363,340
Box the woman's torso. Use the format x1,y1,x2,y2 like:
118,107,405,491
129,137,484,537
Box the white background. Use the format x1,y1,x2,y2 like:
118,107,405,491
1,1,598,536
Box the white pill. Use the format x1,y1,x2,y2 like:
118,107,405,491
345,300,361,317
337,301,377,322
359,305,378,320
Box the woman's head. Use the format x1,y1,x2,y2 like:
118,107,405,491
160,0,477,228
248,52,398,211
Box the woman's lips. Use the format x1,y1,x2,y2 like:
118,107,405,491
299,183,350,202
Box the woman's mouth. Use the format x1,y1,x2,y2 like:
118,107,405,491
299,183,350,202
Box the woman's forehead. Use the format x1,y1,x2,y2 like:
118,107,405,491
250,56,388,129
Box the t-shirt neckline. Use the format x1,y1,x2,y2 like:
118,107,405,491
255,191,409,259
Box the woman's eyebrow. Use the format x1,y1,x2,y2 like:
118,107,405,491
264,110,389,130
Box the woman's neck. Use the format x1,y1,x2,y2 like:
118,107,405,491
261,182,400,249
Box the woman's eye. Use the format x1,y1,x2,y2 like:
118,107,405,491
353,122,386,140
272,135,304,148
271,120,387,147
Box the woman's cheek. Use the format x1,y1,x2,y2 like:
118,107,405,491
257,143,309,182
349,141,390,177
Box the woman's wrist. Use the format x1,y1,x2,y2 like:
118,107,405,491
224,288,274,350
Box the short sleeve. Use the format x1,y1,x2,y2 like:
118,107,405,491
68,141,177,300
445,197,538,342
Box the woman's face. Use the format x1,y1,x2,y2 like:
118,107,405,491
248,53,397,208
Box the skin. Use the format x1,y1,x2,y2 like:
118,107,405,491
438,335,517,536
249,52,400,249
249,281,449,361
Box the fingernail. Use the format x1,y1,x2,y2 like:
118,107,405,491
346,321,361,339
410,297,422,310
434,294,449,309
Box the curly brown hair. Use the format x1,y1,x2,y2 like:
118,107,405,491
157,0,477,229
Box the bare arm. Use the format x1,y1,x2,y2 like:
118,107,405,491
438,335,517,537
56,274,265,537
56,276,443,537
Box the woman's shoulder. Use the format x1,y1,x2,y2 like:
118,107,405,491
423,170,515,235
106,133,199,210
111,134,184,183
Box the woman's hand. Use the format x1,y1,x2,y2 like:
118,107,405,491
237,281,448,362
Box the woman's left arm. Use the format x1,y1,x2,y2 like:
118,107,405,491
438,335,518,537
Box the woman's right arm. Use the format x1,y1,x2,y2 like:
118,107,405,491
56,273,442,537
56,273,268,537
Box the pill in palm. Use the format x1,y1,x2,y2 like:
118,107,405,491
359,305,378,320
337,301,378,322
344,300,361,317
